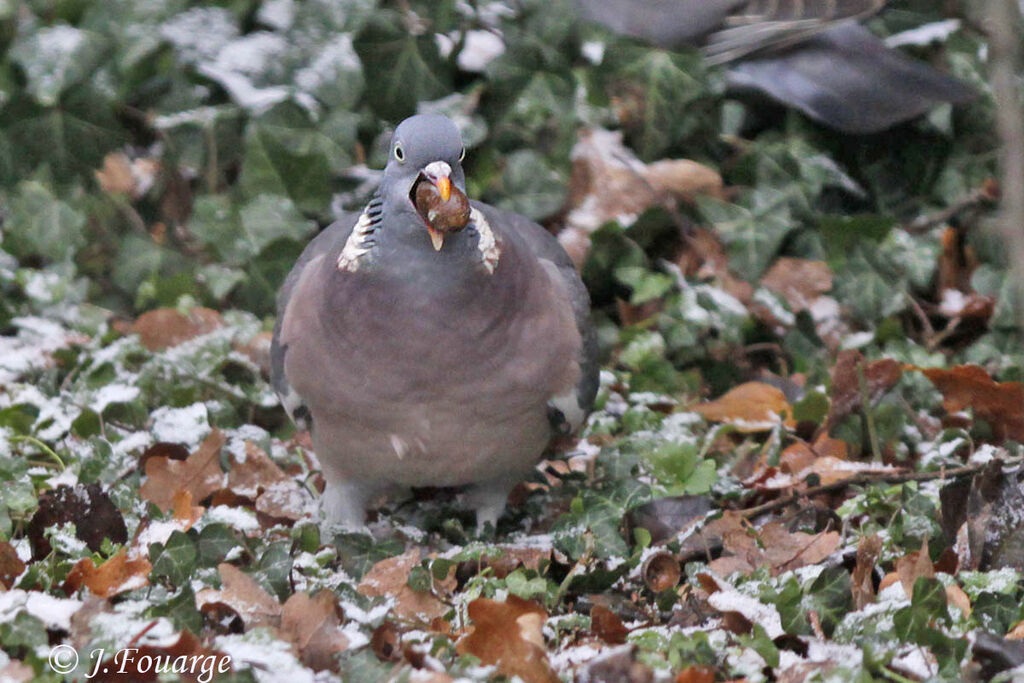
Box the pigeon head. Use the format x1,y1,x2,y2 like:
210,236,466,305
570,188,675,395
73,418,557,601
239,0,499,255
382,114,471,252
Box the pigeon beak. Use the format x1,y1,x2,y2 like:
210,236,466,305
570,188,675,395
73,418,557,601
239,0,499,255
435,176,452,202
427,226,444,251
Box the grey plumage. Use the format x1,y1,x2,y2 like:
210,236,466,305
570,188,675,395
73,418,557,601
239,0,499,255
270,114,598,528
576,0,975,134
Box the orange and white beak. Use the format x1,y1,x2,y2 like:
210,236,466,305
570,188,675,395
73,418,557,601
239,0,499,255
422,161,453,201
421,161,454,251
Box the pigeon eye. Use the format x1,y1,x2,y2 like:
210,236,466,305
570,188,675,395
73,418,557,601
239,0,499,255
459,146,466,162
394,143,405,162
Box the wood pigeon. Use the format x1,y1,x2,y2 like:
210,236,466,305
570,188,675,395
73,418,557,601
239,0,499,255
576,0,977,134
271,114,599,529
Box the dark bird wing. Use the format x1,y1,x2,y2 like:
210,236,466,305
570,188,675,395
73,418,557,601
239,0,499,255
574,0,974,134
727,23,977,134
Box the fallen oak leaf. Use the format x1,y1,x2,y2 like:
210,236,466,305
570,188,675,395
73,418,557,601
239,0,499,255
823,351,903,433
851,534,883,609
127,307,223,352
760,257,833,313
171,489,204,530
64,549,151,598
280,590,349,671
140,430,226,513
456,595,557,683
226,442,307,522
0,541,25,589
357,549,455,622
915,364,1024,442
690,382,795,432
895,538,935,598
590,604,629,645
195,563,281,630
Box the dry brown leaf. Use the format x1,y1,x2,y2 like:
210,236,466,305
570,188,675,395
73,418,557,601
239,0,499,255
456,595,557,683
591,604,629,645
716,520,839,577
0,540,26,589
226,442,307,522
1007,626,1024,651
140,430,226,513
234,331,273,377
779,442,818,474
676,666,716,683
558,127,724,267
357,550,455,622
896,538,935,598
64,549,151,598
280,590,349,671
172,489,204,530
917,364,1024,442
761,258,833,313
852,534,883,609
691,382,794,432
825,351,903,432
945,583,971,617
129,307,224,352
371,622,402,662
478,546,552,579
95,152,136,196
196,563,282,630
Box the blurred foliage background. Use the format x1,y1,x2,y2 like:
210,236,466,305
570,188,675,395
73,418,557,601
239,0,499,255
0,0,1012,335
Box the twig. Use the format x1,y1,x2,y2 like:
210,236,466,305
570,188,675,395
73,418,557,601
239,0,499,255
903,181,998,234
737,457,1022,518
10,436,65,470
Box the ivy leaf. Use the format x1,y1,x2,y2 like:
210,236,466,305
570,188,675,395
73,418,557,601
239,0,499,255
196,523,243,567
2,180,86,262
354,10,450,120
149,530,198,587
10,26,107,106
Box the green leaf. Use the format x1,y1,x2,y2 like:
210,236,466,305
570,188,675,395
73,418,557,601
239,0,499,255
739,624,780,668
2,181,86,262
600,47,711,160
238,195,316,259
333,532,404,581
801,567,851,637
973,591,1023,633
197,523,243,567
10,26,107,106
238,104,342,213
150,530,198,587
354,10,450,120
0,611,47,650
147,584,202,633
697,191,795,279
407,565,432,593
256,541,293,600
494,149,567,221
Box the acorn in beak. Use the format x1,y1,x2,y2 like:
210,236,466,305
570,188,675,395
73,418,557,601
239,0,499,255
411,161,471,251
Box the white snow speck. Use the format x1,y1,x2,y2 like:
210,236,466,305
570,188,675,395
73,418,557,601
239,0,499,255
150,403,210,448
90,384,140,412
0,591,81,631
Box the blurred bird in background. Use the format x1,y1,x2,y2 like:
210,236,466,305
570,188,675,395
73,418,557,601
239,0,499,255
575,0,977,134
